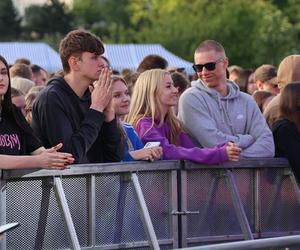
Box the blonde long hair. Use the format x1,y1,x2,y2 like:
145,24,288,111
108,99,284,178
126,69,182,145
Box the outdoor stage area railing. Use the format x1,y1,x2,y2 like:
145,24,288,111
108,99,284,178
0,158,300,249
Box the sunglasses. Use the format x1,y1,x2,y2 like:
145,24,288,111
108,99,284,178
193,57,224,72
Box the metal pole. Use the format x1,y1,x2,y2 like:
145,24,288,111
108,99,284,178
53,177,80,250
225,170,253,240
130,173,160,250
170,170,179,249
0,177,6,250
254,169,261,236
88,175,96,246
287,169,300,206
113,174,129,243
180,170,188,248
176,235,300,250
34,178,52,249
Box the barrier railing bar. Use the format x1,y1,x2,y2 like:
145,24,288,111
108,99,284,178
179,169,188,247
113,174,129,243
170,170,179,249
0,179,6,250
1,160,181,179
1,158,288,180
287,170,300,206
130,173,160,250
53,177,81,250
34,178,52,249
88,175,96,246
80,239,174,249
186,234,259,243
254,169,260,235
225,170,253,240
176,235,300,250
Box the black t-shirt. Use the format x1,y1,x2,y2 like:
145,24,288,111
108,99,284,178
0,117,41,155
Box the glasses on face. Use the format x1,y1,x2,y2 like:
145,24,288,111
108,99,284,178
193,57,224,72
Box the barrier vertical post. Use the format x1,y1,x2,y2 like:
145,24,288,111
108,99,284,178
0,176,6,250
131,173,160,250
254,169,261,236
88,175,96,246
34,178,52,249
225,170,253,240
53,176,80,250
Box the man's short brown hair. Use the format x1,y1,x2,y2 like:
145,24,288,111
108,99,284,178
195,40,225,54
137,54,168,73
9,63,33,80
59,30,105,73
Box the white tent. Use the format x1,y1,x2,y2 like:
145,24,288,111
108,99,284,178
0,42,62,73
0,42,194,74
104,44,193,75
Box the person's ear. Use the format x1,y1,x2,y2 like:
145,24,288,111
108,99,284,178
256,80,263,90
223,57,229,68
68,56,80,71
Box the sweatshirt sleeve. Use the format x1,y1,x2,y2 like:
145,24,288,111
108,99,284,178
136,118,228,165
240,98,274,158
178,91,254,149
32,90,106,163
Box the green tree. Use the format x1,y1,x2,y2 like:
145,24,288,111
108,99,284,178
72,0,132,42
0,0,21,40
24,0,73,39
127,0,297,67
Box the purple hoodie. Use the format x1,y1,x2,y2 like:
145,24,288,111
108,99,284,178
136,117,228,164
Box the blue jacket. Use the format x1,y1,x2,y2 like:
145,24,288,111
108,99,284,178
122,122,144,161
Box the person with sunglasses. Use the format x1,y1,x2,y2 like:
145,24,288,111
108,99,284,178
178,40,274,158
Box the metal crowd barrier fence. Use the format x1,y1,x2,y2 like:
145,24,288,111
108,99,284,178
0,158,299,249
177,235,300,250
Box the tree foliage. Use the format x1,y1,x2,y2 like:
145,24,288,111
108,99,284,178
24,0,73,39
72,0,132,42
125,0,297,67
0,0,21,40
0,0,300,68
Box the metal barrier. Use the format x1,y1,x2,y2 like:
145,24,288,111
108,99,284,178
177,235,300,250
0,158,299,249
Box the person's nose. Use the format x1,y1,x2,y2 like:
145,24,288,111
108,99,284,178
122,94,131,102
172,85,179,94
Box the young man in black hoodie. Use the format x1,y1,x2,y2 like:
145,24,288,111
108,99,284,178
31,30,123,163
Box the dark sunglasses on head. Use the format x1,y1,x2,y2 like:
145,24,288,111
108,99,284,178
193,57,224,72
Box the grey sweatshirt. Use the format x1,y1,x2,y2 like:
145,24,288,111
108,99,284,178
178,79,274,158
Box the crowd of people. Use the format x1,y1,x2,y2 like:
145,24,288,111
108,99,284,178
0,29,299,181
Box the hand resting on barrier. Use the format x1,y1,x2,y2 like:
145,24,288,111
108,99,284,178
226,142,241,161
0,143,74,170
129,146,163,161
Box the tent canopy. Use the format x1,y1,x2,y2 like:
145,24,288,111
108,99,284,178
104,44,193,75
0,42,62,73
0,42,193,74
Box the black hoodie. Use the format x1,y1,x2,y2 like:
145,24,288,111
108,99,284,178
272,118,300,179
32,76,123,164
